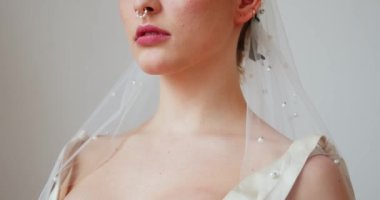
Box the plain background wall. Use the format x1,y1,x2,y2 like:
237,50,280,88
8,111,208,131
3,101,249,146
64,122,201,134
0,0,378,199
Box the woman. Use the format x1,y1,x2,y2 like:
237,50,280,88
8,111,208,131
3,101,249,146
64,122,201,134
40,0,355,199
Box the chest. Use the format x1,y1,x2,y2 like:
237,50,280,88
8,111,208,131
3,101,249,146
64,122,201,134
64,137,244,200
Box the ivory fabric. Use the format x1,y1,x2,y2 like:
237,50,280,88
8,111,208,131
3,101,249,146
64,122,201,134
224,136,334,200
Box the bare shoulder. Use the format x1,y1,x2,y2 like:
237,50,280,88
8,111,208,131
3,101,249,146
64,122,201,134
69,135,120,186
68,122,151,187
287,155,353,200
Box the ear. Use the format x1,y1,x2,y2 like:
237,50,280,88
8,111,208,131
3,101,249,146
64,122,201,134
235,0,261,25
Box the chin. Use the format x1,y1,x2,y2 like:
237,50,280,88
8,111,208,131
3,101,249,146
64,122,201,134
137,59,173,75
136,53,186,75
140,65,164,75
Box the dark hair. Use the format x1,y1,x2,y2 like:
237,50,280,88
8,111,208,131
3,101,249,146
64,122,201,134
236,21,252,73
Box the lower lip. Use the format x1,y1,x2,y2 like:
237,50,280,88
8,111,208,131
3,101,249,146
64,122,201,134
136,34,170,46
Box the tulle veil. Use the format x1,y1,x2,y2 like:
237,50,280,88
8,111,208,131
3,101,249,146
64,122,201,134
39,0,355,199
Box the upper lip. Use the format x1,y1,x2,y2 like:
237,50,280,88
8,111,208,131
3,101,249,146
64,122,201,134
135,24,171,40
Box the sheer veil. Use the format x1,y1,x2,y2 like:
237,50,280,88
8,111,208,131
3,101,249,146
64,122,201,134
39,0,355,199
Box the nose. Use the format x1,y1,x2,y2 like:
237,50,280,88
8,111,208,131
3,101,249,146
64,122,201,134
133,0,161,18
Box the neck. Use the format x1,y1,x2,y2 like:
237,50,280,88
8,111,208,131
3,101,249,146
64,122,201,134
147,49,247,136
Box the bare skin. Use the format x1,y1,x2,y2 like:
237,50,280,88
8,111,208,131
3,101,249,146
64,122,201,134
64,117,293,199
63,0,352,199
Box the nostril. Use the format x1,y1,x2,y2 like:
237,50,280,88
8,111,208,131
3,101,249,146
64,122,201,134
146,7,154,12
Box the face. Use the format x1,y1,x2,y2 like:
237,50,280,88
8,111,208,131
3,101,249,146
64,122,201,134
119,0,240,75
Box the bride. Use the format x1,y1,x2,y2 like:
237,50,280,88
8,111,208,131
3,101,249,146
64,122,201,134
40,0,355,199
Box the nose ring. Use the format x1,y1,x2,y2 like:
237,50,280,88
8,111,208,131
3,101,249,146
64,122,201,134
135,8,148,19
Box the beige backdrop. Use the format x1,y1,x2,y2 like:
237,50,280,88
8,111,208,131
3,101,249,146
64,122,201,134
0,0,378,199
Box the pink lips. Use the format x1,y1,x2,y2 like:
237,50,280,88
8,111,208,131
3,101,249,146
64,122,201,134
135,25,171,46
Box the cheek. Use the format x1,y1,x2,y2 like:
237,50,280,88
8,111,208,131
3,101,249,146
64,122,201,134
176,1,210,22
170,2,215,43
176,0,232,34
171,1,232,52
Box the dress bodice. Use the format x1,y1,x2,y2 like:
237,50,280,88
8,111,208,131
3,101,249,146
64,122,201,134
223,135,355,199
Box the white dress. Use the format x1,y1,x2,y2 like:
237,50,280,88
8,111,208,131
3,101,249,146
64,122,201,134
48,135,355,200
